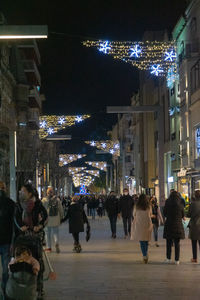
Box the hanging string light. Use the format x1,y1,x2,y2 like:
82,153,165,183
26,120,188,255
59,154,86,166
85,161,107,171
68,167,86,174
85,170,100,177
72,174,94,187
83,40,177,76
85,140,120,156
39,115,90,139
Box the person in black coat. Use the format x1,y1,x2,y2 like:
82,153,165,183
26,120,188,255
119,188,134,238
62,195,89,251
105,192,119,238
187,190,200,263
0,181,15,295
163,191,185,264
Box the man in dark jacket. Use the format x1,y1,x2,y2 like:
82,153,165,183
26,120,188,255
105,192,119,238
119,188,134,238
0,181,15,295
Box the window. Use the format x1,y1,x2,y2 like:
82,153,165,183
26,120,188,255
196,127,200,158
125,156,131,163
191,59,200,94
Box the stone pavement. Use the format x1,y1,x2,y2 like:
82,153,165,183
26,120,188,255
43,217,200,300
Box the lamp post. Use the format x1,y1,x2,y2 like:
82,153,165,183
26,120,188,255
0,24,48,201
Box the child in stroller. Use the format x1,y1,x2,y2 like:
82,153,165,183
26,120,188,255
5,233,43,300
5,244,40,300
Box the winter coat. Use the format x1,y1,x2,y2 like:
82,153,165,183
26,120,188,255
0,190,15,245
119,195,134,218
105,196,119,217
15,199,48,234
163,198,185,240
42,196,64,227
187,200,200,240
151,204,163,226
131,207,153,241
63,202,88,233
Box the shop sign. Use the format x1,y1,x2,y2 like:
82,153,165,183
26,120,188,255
177,168,187,177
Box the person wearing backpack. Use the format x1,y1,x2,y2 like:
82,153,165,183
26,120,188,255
42,187,64,253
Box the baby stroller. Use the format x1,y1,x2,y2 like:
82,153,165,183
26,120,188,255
6,231,45,300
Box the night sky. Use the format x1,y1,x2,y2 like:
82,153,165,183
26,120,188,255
1,0,187,143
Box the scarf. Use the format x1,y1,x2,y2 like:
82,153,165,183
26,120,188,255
21,197,35,228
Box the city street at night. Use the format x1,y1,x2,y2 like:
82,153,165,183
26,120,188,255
44,218,200,300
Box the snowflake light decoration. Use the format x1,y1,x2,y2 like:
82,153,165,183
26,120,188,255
151,64,164,76
59,154,86,166
99,41,111,54
91,141,96,146
165,50,176,62
83,40,177,77
85,140,120,156
39,115,90,139
130,44,142,58
85,161,107,172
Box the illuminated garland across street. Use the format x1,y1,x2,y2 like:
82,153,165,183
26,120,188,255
83,40,177,76
85,161,107,171
85,170,100,177
39,115,90,139
68,167,86,174
59,155,86,167
85,140,120,156
72,174,94,187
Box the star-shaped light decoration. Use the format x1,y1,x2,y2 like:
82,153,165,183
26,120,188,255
39,115,90,139
99,41,111,54
85,161,107,172
75,116,83,123
130,44,142,58
151,64,164,76
165,50,176,62
85,140,120,156
40,121,47,128
48,128,54,135
58,117,65,125
101,143,107,149
59,154,86,166
110,149,114,154
91,141,96,146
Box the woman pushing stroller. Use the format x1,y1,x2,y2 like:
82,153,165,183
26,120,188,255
7,183,48,300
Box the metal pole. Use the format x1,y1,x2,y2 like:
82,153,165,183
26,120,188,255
158,107,165,207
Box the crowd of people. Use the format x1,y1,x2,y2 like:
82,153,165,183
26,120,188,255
0,179,200,299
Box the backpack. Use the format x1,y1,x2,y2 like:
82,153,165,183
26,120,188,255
48,197,59,217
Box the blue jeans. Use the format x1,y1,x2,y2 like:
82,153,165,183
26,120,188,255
91,208,96,220
139,241,149,257
45,227,59,248
0,244,10,292
109,215,117,235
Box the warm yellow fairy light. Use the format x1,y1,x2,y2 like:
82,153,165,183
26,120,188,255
85,170,100,177
83,40,177,76
39,115,90,139
68,167,86,174
72,174,94,187
85,161,107,171
85,140,120,156
59,155,86,166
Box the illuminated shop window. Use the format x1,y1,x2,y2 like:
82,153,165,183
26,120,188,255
196,127,200,158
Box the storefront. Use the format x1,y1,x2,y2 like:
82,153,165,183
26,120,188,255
177,168,190,202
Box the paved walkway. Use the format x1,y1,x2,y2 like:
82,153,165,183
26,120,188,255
44,217,200,300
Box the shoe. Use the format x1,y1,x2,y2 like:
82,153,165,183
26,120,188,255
45,248,51,253
155,243,159,247
164,259,172,264
113,234,116,239
143,256,148,264
124,235,128,239
175,261,180,265
55,244,60,253
191,258,197,263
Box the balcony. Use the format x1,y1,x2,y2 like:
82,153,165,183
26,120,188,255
194,158,200,170
29,86,41,109
28,110,39,130
23,59,41,85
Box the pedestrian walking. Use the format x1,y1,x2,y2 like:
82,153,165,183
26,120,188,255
187,190,200,263
61,195,90,253
163,191,185,265
131,194,153,264
42,187,64,253
119,188,134,238
97,196,104,218
14,183,48,299
150,196,163,247
0,181,15,297
105,191,119,238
